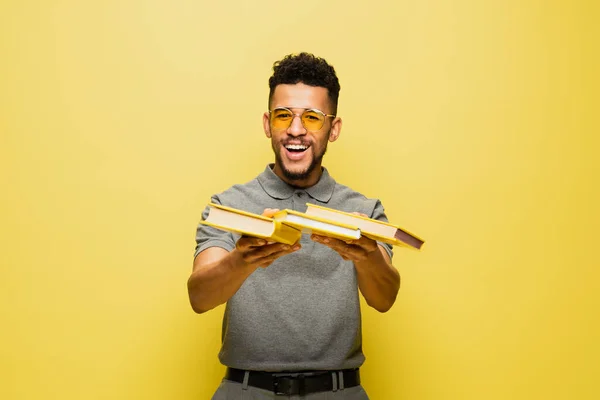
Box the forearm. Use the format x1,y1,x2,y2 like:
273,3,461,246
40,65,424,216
187,249,256,314
354,249,400,313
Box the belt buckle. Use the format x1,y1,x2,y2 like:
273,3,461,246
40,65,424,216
273,374,305,396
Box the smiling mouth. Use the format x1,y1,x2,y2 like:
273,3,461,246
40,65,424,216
284,144,309,153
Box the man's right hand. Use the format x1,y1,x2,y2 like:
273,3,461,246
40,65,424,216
188,208,301,313
234,236,301,269
233,208,301,269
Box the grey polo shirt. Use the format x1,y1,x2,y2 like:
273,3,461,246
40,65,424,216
194,164,393,372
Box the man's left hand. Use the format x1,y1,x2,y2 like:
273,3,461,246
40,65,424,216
310,212,379,262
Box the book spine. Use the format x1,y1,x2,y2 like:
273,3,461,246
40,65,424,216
272,222,302,245
394,229,425,250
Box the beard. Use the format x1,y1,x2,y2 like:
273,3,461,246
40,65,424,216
276,146,327,181
272,131,329,182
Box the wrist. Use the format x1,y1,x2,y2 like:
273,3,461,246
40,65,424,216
354,246,385,269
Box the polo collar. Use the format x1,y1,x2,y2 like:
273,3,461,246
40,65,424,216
257,164,335,203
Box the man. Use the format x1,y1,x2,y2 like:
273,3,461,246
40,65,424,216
188,53,400,399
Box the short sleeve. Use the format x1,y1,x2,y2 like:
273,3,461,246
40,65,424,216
193,195,237,259
370,199,394,260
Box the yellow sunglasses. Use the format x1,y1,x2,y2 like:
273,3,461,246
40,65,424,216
269,107,336,131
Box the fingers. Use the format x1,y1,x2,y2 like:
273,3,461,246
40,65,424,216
346,236,379,252
236,236,270,251
312,234,370,250
311,234,371,262
237,239,301,267
244,242,298,263
253,244,301,268
261,208,280,218
255,246,299,268
311,234,341,246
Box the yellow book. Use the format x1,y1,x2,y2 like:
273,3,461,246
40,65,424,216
304,203,425,250
199,203,302,245
272,209,361,242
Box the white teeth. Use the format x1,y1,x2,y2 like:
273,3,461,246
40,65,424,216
285,144,308,150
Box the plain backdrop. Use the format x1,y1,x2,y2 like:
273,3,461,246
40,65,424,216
1,1,598,399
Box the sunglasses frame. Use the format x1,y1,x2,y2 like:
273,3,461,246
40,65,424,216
269,107,336,131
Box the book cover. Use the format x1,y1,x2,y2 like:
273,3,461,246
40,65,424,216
200,203,302,245
304,203,425,250
273,209,361,241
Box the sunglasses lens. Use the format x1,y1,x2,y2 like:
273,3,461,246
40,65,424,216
271,108,293,129
302,110,325,130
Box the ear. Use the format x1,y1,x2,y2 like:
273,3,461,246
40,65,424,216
263,112,272,138
328,117,342,142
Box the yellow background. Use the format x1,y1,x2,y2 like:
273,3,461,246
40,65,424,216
1,1,598,399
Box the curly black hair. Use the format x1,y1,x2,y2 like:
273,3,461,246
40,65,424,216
268,52,341,114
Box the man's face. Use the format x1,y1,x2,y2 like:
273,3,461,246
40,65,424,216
263,83,341,185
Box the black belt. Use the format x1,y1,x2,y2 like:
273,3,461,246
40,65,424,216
225,367,360,396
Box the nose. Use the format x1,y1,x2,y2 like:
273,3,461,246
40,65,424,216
287,114,307,137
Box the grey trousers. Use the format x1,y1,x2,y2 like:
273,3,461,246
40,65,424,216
211,377,370,400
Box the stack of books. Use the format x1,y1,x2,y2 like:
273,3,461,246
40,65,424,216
200,203,425,250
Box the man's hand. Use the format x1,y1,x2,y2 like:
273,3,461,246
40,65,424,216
235,236,301,268
310,211,400,313
188,208,302,313
235,208,301,268
310,212,378,262
310,234,378,261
